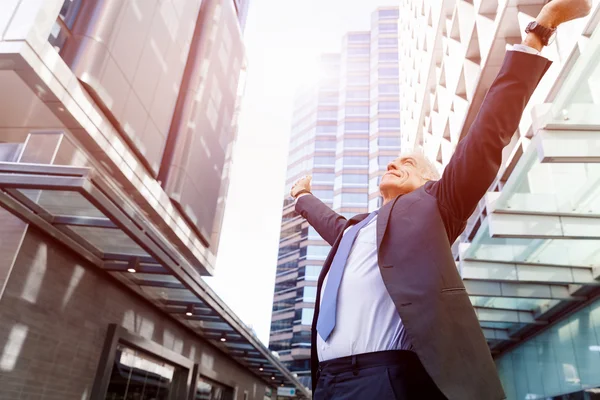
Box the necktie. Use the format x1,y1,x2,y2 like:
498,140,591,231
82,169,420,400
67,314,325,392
317,210,379,342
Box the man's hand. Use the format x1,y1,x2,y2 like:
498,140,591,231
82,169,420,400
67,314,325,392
538,0,592,28
525,0,592,51
291,175,312,199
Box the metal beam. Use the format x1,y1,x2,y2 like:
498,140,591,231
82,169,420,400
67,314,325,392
53,215,117,228
488,212,600,239
474,307,541,324
463,279,584,300
0,161,90,177
460,259,599,285
103,262,167,275
482,328,514,341
536,129,600,163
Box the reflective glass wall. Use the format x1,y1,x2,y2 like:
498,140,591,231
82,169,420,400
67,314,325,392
496,297,600,399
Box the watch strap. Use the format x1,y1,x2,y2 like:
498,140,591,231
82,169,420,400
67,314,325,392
293,189,312,199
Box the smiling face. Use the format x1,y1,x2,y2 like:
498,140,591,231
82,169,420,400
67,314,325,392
379,152,440,205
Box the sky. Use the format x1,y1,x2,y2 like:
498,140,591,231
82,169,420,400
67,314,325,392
204,0,400,345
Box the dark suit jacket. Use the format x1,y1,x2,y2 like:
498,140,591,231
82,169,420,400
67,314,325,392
296,51,551,400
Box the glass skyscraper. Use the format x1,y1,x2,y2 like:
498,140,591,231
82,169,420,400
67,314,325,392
269,7,401,386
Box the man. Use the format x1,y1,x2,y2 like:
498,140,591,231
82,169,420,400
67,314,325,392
289,1,592,399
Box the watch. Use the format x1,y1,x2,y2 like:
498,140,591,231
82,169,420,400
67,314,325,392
525,21,557,46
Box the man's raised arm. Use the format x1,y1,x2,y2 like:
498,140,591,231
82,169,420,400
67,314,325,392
291,176,347,246
428,0,591,222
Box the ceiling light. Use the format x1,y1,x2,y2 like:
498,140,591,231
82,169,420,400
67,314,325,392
185,304,194,317
259,364,264,371
271,376,275,380
127,268,136,273
220,334,227,342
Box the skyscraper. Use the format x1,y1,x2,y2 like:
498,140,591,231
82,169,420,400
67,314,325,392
269,6,400,386
0,0,308,397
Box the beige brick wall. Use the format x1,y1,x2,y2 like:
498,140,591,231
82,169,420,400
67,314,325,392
0,227,268,400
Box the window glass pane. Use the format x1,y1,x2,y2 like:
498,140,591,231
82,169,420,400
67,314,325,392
379,67,399,77
379,155,397,165
378,136,401,147
301,308,314,325
306,245,330,260
195,376,235,400
341,193,368,205
345,106,370,116
344,138,369,148
312,172,335,182
348,33,370,42
379,84,400,94
305,265,322,280
316,125,337,133
315,140,336,149
317,110,337,120
342,174,368,184
378,101,400,111
343,156,369,166
344,122,369,132
314,156,335,166
308,227,323,240
379,23,398,33
346,90,369,99
303,287,317,302
106,345,179,399
313,190,333,201
347,62,369,71
347,75,370,85
347,47,370,56
379,37,398,47
379,52,399,62
379,9,399,18
379,118,401,128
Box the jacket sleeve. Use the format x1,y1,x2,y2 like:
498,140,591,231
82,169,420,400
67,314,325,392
295,195,347,246
427,50,552,222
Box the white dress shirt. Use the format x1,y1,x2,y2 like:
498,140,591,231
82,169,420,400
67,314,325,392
317,215,412,361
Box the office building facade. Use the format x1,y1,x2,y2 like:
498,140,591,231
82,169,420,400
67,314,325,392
397,0,600,398
0,0,309,398
269,7,401,386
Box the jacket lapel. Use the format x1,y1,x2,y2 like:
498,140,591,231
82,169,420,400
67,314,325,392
377,196,400,250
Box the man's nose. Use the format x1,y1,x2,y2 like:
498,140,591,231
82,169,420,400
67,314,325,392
387,162,397,171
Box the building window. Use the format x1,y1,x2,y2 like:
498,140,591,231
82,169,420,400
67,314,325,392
301,309,315,325
303,287,317,303
348,33,371,43
378,101,401,111
343,156,369,166
379,9,400,19
312,172,335,183
379,155,397,166
306,245,331,260
305,265,322,281
312,190,333,201
379,23,398,33
344,138,369,148
48,0,83,51
379,37,398,47
315,141,336,150
342,174,368,184
379,118,401,129
341,193,368,205
347,47,370,56
379,52,399,62
317,110,338,120
344,122,370,132
347,75,370,85
345,106,370,116
378,136,401,147
316,125,337,134
346,90,369,99
379,84,400,94
195,376,235,400
379,67,399,77
347,62,370,72
94,325,193,399
314,156,335,166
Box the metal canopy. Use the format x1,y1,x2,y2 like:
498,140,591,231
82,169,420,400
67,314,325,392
458,29,600,352
0,161,310,398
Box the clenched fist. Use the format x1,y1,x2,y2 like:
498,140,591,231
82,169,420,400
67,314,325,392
291,175,312,199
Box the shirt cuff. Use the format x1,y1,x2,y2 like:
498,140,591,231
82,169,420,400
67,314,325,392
511,44,542,56
294,193,311,204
